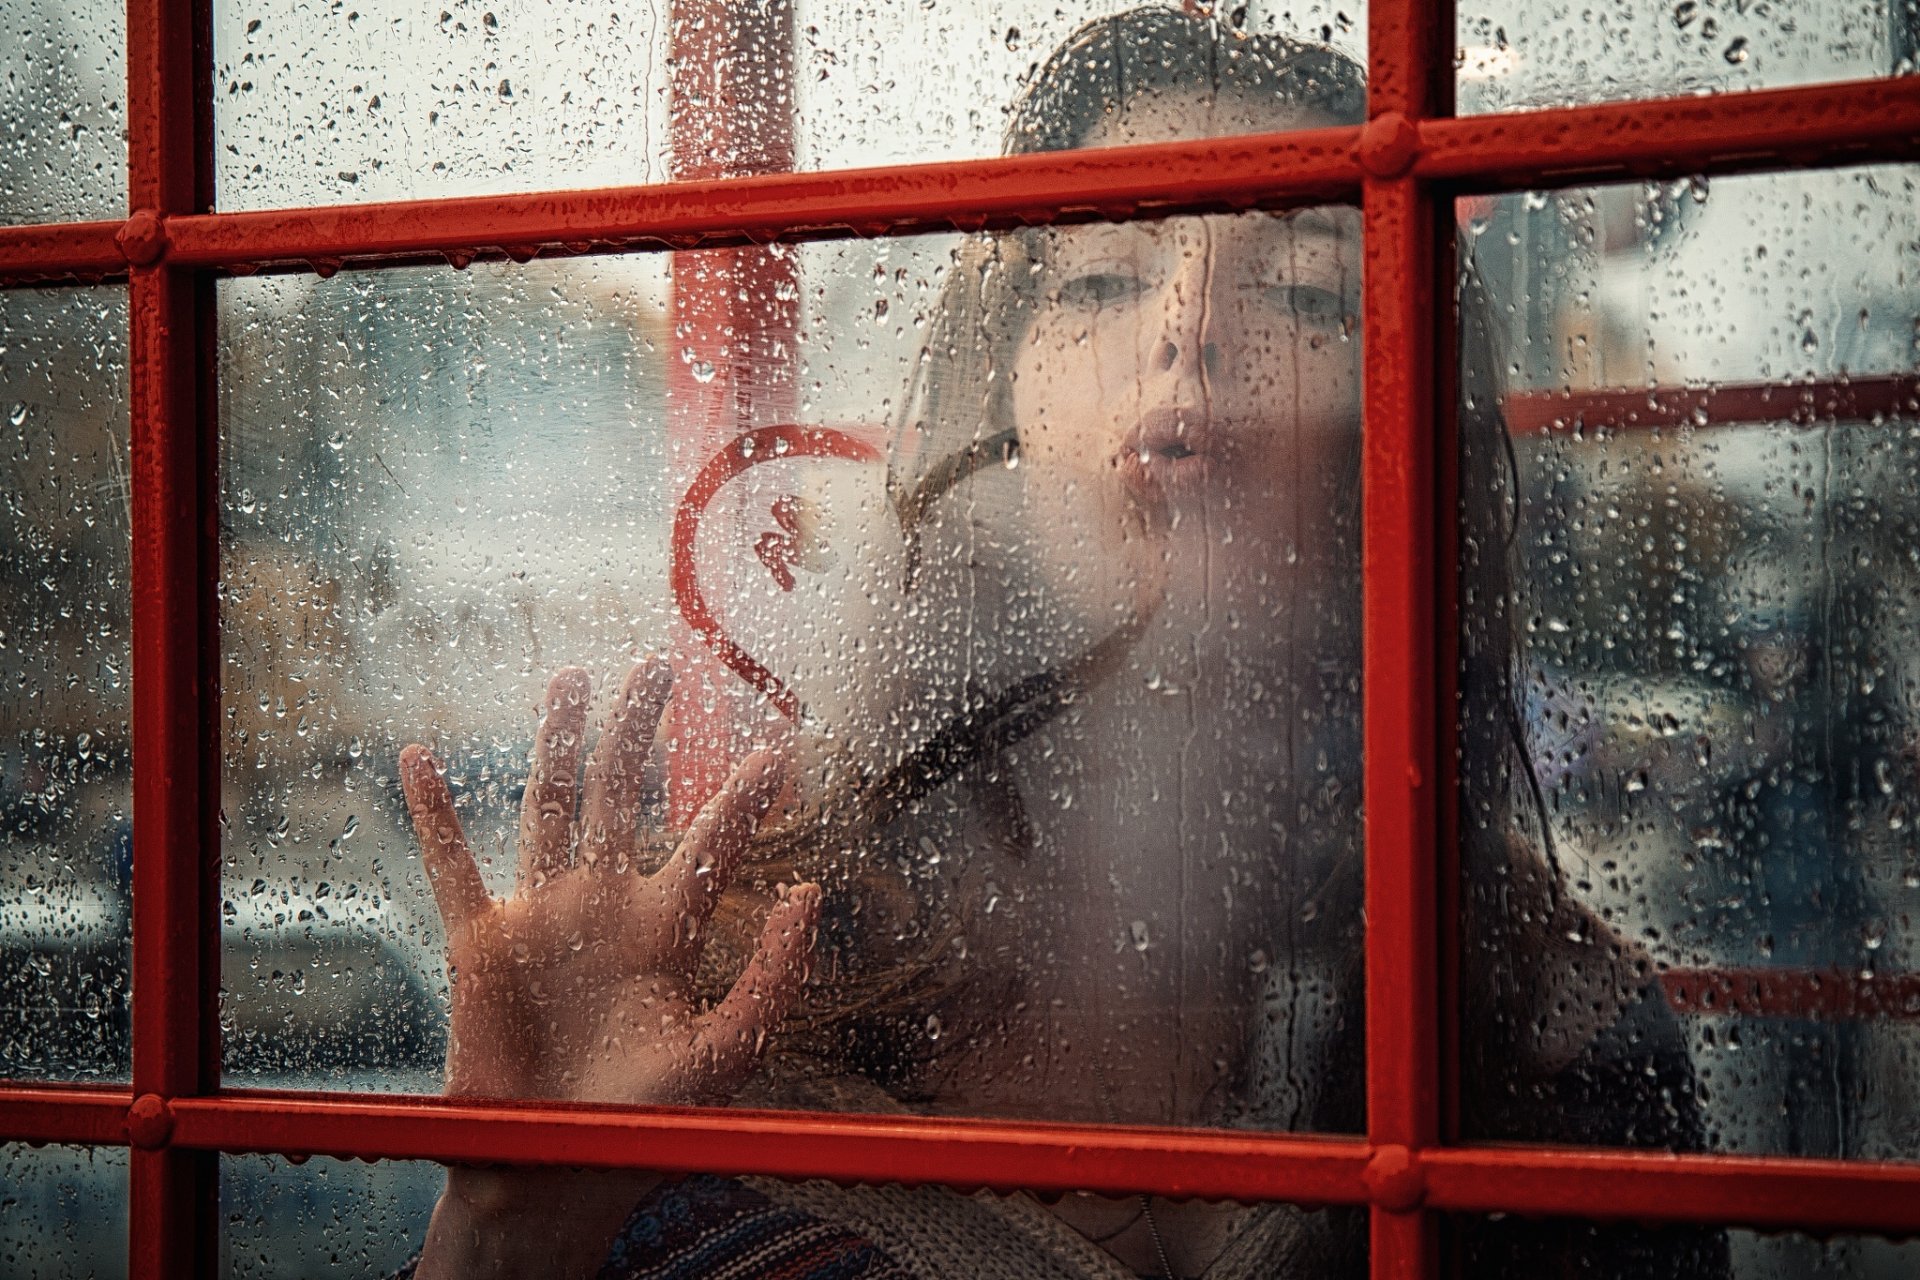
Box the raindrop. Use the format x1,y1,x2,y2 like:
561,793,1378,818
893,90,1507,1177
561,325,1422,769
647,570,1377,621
1129,919,1151,952
691,361,717,383
1723,37,1749,64
7,402,27,426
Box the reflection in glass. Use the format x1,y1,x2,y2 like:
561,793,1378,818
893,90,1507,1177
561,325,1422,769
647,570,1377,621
1456,0,1912,115
0,1143,128,1280
0,0,125,224
222,1154,440,1279
1460,166,1920,1160
210,0,1367,210
1453,1216,1919,1279
0,287,131,1082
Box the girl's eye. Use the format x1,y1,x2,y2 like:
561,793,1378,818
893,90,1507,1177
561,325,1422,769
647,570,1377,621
1055,270,1149,310
1267,283,1353,325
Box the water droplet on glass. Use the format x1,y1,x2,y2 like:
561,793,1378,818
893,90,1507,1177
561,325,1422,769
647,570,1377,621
1129,920,1151,952
1723,37,1749,64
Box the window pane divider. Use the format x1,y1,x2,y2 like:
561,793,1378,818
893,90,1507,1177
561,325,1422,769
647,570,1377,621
3,76,1917,285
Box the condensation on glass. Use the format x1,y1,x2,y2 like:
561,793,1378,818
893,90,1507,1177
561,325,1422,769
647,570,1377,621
1,1142,128,1280
0,286,131,1083
214,206,1367,1137
1456,0,1916,115
221,1153,441,1278
0,0,126,225
1449,1216,1920,1278
1457,165,1920,1161
209,0,1366,210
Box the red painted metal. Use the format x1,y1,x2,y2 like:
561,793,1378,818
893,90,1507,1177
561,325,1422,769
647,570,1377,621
1661,967,1920,1021
663,0,801,825
1505,374,1918,434
125,0,216,1269
671,425,884,722
1422,76,1920,192
0,1085,135,1146
168,1091,1375,1204
0,220,127,281
1366,1,1450,1272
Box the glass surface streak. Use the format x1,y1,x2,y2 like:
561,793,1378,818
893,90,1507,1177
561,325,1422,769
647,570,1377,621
0,287,131,1083
1,1143,128,1280
1456,0,1914,115
1459,165,1920,1162
210,0,1367,210
0,0,126,224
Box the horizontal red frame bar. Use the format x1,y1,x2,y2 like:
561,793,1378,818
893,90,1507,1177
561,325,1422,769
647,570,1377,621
0,220,126,282
1507,374,1919,434
167,1092,1373,1203
157,125,1363,274
3,75,1917,283
8,1088,1920,1234
1424,1145,1920,1235
1422,75,1920,192
0,1084,134,1146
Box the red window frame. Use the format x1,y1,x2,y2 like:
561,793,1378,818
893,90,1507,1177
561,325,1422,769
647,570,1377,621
3,0,1920,1274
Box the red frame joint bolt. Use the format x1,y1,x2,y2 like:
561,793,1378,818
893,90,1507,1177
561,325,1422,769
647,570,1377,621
1356,112,1422,180
126,1094,175,1149
1364,1143,1425,1213
116,209,169,266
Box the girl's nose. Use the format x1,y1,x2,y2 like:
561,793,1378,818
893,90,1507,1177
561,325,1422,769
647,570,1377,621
1152,337,1223,376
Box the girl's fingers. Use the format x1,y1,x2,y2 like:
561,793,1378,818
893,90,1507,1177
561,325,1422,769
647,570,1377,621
518,666,592,884
579,657,672,868
399,744,491,938
655,750,785,925
689,884,820,1089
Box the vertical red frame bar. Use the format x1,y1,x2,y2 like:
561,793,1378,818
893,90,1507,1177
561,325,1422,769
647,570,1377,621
1364,1,1452,1276
126,0,217,1270
665,0,800,825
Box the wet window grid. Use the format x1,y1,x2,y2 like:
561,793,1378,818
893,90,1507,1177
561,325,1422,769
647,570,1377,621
0,2,1918,1277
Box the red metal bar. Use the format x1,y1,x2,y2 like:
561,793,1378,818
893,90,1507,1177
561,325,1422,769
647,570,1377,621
1422,1144,1920,1234
125,0,215,1267
1505,374,1918,434
1420,76,1920,192
167,1092,1374,1204
1365,4,1450,1275
0,1085,135,1145
154,125,1363,274
664,0,800,824
0,221,127,281
3,76,1917,285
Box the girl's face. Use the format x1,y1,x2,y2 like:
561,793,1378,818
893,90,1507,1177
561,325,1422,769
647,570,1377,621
1009,97,1361,629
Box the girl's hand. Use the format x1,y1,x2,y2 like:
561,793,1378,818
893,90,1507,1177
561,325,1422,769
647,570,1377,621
399,659,820,1107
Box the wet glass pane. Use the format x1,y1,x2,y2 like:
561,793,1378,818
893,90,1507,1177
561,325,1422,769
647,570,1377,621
1457,0,1914,115
1450,1217,1919,1278
0,1143,128,1280
0,0,126,224
1457,165,1920,1159
0,286,131,1082
224,1161,1360,1279
222,1154,440,1278
211,1,1366,210
217,203,1365,1126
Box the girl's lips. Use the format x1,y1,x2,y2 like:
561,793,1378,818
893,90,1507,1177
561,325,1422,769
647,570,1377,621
1117,410,1223,503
